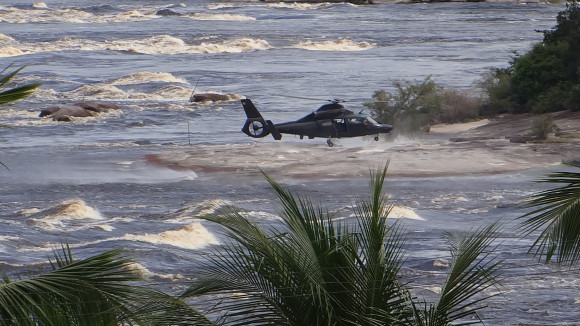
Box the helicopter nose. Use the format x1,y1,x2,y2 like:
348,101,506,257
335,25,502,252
379,124,393,133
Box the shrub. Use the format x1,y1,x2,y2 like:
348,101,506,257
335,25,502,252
564,84,580,111
365,77,483,137
531,114,555,140
511,42,570,112
437,88,481,124
477,68,515,116
364,76,442,137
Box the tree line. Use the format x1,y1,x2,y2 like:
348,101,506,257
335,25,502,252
364,1,580,137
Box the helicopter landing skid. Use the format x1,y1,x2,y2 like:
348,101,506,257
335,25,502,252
327,138,334,147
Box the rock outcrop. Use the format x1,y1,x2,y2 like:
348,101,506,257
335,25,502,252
190,93,236,103
39,101,121,121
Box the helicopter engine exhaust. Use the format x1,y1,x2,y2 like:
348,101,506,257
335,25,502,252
241,99,282,140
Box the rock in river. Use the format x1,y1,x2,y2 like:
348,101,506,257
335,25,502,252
39,101,121,121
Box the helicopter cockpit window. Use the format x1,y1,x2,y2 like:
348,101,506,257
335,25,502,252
349,117,371,125
365,116,380,126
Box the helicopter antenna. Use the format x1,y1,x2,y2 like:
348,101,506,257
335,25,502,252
187,120,191,145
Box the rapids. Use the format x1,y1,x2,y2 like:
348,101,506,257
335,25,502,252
1,1,575,324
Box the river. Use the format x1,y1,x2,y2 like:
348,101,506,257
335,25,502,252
1,1,576,324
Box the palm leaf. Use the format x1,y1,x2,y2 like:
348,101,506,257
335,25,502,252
412,222,504,326
0,66,41,106
517,163,580,265
184,165,414,325
0,245,213,326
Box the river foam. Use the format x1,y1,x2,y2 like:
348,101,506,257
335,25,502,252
26,199,103,231
290,39,376,51
0,34,273,57
121,222,219,249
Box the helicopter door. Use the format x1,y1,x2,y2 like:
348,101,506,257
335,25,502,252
335,119,348,136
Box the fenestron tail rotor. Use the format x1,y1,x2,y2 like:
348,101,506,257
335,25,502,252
241,98,282,140
249,120,265,137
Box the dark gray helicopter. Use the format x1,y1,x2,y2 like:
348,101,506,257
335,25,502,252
241,98,393,147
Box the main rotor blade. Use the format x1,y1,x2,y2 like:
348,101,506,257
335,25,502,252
274,94,330,101
273,94,391,104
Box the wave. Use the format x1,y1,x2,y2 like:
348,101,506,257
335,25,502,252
0,35,272,57
174,199,234,219
0,70,243,124
27,71,194,102
265,2,338,10
241,211,282,221
0,33,14,42
0,235,21,242
206,3,238,10
0,3,255,24
58,84,195,102
290,39,376,51
389,206,424,220
0,4,159,24
0,47,25,57
184,12,255,21
121,222,219,249
110,71,188,85
126,262,184,281
26,199,104,231
2,34,375,57
16,222,218,254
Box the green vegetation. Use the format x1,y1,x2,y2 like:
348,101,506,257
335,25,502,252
0,66,41,106
364,77,481,136
0,66,41,169
183,166,502,325
472,0,580,115
0,245,212,326
530,114,555,140
364,77,436,136
366,1,580,135
518,162,580,266
477,68,514,117
510,0,580,113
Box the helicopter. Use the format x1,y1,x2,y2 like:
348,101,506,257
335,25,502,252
241,98,393,147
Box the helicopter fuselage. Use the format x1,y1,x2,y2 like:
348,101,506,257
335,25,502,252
241,98,393,146
274,116,392,139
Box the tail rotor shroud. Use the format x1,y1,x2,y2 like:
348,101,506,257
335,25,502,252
241,99,281,139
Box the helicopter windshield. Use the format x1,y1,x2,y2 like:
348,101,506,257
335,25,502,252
364,116,380,126
352,115,380,126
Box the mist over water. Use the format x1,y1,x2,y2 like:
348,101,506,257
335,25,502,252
0,1,574,324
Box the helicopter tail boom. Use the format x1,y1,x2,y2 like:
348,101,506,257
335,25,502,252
241,99,282,140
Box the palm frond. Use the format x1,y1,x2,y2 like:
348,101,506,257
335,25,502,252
414,221,504,326
517,163,580,265
0,245,212,325
347,164,413,323
185,165,416,325
0,66,41,106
